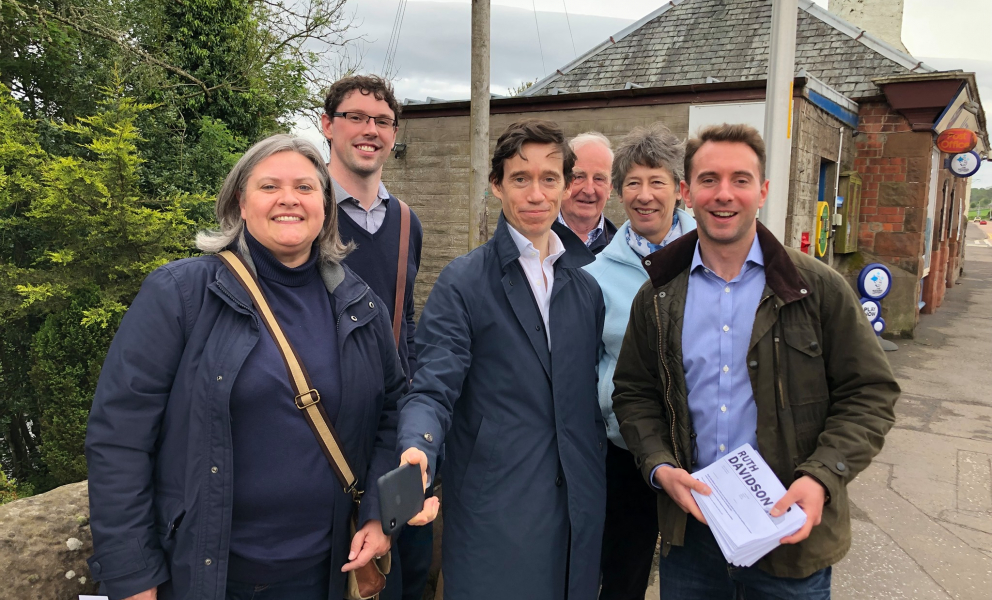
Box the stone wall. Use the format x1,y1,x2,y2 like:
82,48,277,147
787,96,856,257
384,104,690,313
387,97,880,325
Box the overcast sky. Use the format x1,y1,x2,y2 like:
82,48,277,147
302,0,992,186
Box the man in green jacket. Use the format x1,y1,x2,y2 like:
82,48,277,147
612,123,899,598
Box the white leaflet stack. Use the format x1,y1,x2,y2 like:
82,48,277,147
690,443,807,567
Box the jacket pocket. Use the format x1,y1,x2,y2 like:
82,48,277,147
782,327,830,461
458,416,501,503
154,494,186,558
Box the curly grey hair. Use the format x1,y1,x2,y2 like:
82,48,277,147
195,134,351,264
611,123,685,199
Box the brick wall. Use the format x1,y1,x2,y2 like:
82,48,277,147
853,101,930,277
847,101,970,334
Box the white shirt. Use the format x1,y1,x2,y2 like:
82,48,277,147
506,223,566,344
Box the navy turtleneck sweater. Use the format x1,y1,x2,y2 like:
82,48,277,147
227,231,342,584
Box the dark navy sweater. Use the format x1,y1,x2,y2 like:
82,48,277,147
227,231,342,584
338,194,423,378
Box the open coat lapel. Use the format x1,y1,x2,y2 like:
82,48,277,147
501,265,552,379
494,216,552,380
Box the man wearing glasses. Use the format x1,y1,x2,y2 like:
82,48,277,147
321,75,428,600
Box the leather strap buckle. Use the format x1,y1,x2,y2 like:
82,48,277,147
294,389,320,409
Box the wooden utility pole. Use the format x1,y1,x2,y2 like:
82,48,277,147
468,0,491,250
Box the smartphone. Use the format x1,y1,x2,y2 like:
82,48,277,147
377,463,425,535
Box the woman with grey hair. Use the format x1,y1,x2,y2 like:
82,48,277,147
86,134,409,600
583,122,696,600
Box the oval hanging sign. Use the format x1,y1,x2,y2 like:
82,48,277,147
936,128,978,154
949,151,982,178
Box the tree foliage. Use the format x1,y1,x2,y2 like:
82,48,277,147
0,81,209,490
970,186,992,207
0,0,359,492
3,0,353,196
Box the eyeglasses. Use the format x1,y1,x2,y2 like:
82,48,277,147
332,112,398,130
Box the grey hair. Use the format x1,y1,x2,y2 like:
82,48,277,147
611,123,685,198
195,134,352,264
569,131,614,160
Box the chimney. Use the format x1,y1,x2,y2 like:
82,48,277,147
828,0,910,54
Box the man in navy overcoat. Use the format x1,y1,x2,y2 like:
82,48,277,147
397,119,607,600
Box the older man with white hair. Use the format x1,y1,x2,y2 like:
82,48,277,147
559,132,616,255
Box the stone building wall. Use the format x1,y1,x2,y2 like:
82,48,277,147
384,104,690,313
385,96,872,321
787,97,856,256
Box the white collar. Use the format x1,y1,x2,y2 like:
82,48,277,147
506,223,566,263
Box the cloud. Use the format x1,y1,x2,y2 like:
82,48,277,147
343,0,633,101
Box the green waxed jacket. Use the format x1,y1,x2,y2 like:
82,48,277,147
612,222,900,579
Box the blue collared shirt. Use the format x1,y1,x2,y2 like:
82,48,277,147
558,212,605,247
648,234,766,486
332,178,391,234
682,235,766,470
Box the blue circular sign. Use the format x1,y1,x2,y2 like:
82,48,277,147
861,298,881,323
873,317,886,336
858,263,893,300
949,151,981,178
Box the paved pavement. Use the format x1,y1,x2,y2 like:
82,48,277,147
834,221,992,600
644,222,992,599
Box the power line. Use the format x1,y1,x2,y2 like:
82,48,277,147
382,0,408,77
561,0,577,59
382,0,410,77
532,0,547,77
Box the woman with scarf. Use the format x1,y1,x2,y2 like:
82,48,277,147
583,123,695,600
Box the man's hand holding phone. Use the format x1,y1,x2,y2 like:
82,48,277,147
396,448,439,526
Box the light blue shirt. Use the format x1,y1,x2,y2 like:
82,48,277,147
649,234,766,485
332,179,390,233
683,235,766,470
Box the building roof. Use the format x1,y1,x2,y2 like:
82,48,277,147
522,0,935,100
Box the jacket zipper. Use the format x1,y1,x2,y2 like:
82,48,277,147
215,281,254,316
654,293,683,471
764,295,786,411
